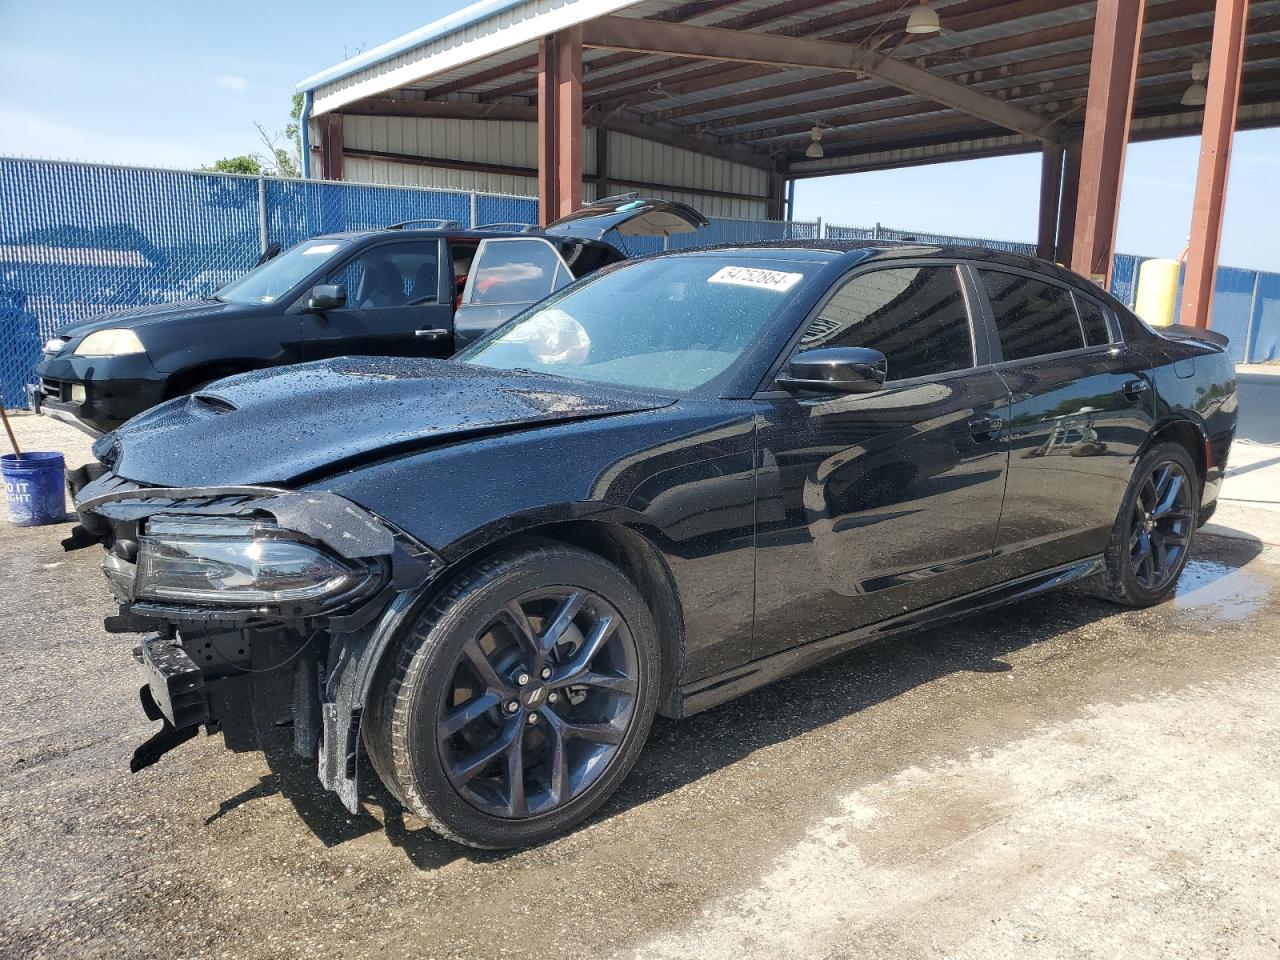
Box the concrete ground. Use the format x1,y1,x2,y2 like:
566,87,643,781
1,383,1278,960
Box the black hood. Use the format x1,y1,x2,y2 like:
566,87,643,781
99,357,674,487
55,300,238,339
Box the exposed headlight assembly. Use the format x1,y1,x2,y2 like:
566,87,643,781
74,329,146,357
135,515,374,606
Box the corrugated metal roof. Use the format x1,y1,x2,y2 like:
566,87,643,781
302,0,1280,182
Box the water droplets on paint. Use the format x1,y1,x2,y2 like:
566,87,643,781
1174,559,1267,622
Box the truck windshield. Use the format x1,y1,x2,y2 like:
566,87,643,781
458,255,818,394
215,238,351,305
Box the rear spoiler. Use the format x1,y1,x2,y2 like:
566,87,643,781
1159,324,1230,349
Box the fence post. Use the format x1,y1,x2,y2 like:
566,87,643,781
873,221,881,240
257,176,268,254
1242,269,1263,364
469,191,479,229
816,216,825,239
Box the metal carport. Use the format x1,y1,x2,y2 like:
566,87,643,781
296,0,1280,328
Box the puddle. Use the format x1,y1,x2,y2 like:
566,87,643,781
1174,559,1268,622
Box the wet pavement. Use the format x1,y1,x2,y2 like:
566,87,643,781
2,411,1278,960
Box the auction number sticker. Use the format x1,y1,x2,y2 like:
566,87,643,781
708,266,804,292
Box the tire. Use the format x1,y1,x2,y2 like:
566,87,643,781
363,541,660,848
1095,441,1199,606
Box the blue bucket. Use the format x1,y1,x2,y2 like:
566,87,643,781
2,452,67,526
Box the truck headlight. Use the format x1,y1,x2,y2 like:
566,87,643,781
135,515,368,605
74,329,146,357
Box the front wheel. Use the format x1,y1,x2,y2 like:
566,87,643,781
364,542,660,848
1095,442,1199,606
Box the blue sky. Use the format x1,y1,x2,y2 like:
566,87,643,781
2,1,1277,270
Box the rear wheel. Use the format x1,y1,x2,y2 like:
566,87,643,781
1096,442,1199,606
364,542,659,848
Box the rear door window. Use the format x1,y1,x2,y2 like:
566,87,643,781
463,238,573,306
980,271,1084,361
1073,292,1114,346
799,266,974,382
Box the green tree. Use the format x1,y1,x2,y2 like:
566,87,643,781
203,96,304,178
201,155,263,175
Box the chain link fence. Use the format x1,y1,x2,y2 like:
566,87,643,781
2,156,1276,404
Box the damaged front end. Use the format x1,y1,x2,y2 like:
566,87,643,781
67,466,444,812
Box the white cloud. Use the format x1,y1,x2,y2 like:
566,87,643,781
213,74,250,91
0,106,209,170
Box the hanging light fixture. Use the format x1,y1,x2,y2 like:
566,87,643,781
805,124,825,159
905,0,942,35
1181,59,1209,106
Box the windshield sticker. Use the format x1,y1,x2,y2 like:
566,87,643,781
708,266,804,292
302,243,341,256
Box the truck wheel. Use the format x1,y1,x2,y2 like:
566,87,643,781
1095,441,1199,607
364,541,660,848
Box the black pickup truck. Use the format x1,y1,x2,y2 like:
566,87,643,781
29,196,706,434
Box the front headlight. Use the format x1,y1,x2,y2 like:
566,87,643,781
74,329,146,357
135,515,367,605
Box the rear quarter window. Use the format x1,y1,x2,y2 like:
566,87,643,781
980,270,1085,361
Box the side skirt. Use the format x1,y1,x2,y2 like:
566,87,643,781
678,555,1104,717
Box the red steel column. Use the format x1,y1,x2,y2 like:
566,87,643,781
1071,0,1147,286
1056,135,1083,267
319,114,344,180
1037,142,1065,261
538,28,583,224
555,26,583,219
537,35,559,224
1180,0,1249,328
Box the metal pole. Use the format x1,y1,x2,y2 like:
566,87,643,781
257,176,269,254
1242,270,1263,364
816,216,825,239
470,191,479,228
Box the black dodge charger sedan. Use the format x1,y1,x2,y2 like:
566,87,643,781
68,242,1236,848
30,196,705,434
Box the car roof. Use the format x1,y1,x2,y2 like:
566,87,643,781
313,227,546,242
670,239,1094,288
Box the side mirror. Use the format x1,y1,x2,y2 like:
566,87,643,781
306,284,346,313
777,346,887,394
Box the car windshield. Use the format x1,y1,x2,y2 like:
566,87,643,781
215,238,352,305
457,255,818,393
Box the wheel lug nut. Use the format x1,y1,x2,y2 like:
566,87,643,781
540,666,552,680
548,692,559,704
526,713,538,725
504,700,519,714
516,673,530,686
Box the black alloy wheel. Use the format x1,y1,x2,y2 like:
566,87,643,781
1128,460,1193,591
1096,441,1200,607
363,541,659,848
437,587,640,819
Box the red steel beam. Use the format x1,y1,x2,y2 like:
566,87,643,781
1180,0,1249,328
1070,0,1147,285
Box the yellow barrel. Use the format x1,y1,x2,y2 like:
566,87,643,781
1133,258,1181,327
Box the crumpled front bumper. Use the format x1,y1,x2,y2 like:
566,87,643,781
67,469,445,811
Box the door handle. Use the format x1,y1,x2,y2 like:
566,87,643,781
968,415,1003,442
1123,378,1150,400
415,328,449,339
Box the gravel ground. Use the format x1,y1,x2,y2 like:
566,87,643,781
1,411,1278,960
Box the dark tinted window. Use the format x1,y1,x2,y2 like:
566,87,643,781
799,266,973,381
1074,293,1113,346
327,241,439,308
466,238,571,305
981,271,1084,360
